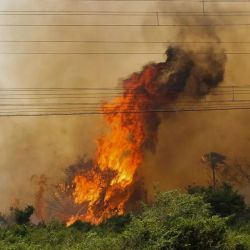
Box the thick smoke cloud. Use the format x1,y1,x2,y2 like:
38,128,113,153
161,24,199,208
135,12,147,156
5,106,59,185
140,2,250,200
54,45,226,224
120,46,226,153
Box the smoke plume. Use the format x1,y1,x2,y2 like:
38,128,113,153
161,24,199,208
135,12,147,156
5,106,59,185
62,45,226,225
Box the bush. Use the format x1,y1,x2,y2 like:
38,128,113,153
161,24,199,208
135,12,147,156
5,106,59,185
70,220,92,232
165,217,226,249
187,183,246,217
0,190,248,249
99,214,131,233
14,206,34,225
122,191,227,250
227,231,250,250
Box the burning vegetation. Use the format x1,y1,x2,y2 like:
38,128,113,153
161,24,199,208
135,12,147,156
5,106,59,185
51,46,227,225
31,174,48,222
2,44,250,250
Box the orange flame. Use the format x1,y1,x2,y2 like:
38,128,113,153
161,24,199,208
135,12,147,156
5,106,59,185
67,65,161,225
66,45,226,225
31,174,48,221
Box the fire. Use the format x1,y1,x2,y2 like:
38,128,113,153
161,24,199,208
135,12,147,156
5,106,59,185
66,46,226,225
31,174,47,221
67,65,161,225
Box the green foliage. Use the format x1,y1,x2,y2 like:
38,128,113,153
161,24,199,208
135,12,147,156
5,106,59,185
99,214,131,233
122,191,227,250
46,220,64,231
0,190,249,249
14,206,34,225
188,183,246,217
226,231,250,250
0,213,7,225
70,220,92,232
164,217,226,250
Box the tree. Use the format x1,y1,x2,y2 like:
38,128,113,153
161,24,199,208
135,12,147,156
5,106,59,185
202,152,227,189
14,205,34,225
187,183,246,217
122,191,227,250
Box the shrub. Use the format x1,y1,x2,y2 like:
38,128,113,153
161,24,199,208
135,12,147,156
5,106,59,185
99,214,131,233
14,206,34,225
0,189,248,250
187,183,246,217
70,220,92,232
122,191,227,250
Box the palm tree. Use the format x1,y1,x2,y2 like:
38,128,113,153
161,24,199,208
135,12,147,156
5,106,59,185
202,152,226,189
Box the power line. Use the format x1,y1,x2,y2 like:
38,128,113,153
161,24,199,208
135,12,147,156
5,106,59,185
0,52,248,55
1,12,250,16
0,86,247,94
0,40,239,43
0,87,125,90
0,45,248,55
0,91,116,95
0,52,164,55
0,86,249,93
2,101,250,110
72,0,250,2
1,9,250,27
1,23,250,27
0,40,249,44
2,101,245,110
1,85,250,89
0,92,245,98
53,0,250,2
1,10,250,13
2,100,250,108
0,0,248,3
1,106,250,117
1,87,250,115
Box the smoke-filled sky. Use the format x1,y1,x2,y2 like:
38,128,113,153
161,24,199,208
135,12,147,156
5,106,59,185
1,0,250,211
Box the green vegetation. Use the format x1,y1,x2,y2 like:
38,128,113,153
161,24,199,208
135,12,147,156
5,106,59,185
0,186,249,250
187,183,246,217
13,206,34,225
